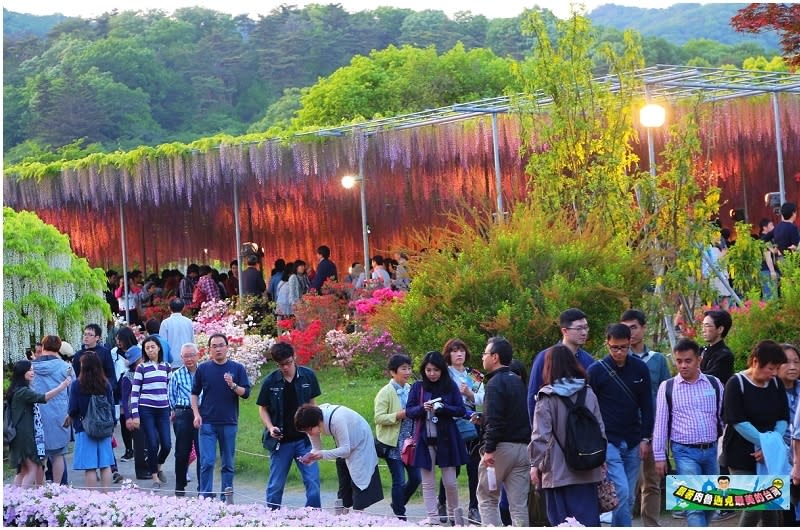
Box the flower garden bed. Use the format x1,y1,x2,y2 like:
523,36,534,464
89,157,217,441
2,484,410,527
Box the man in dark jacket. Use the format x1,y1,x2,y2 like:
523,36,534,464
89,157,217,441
310,245,337,292
477,337,532,527
241,254,266,296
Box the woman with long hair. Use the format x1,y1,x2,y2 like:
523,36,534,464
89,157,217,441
529,345,605,526
440,338,484,524
128,336,172,489
406,351,469,526
68,352,115,489
6,358,71,487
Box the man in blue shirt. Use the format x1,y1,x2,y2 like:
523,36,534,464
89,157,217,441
587,324,653,527
774,202,799,254
168,343,200,496
191,333,251,501
527,308,595,421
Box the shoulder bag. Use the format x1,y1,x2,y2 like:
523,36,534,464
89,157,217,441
400,386,424,466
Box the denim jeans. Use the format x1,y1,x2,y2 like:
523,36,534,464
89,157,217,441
265,437,321,509
139,406,172,475
671,443,718,527
198,423,237,499
386,456,421,516
173,409,199,493
606,440,641,527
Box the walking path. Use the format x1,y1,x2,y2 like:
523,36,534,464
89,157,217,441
55,424,730,527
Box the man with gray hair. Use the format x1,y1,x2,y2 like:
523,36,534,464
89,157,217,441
241,254,266,297
160,299,194,370
168,343,200,496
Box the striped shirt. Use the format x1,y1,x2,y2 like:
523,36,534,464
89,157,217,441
653,373,724,461
168,365,196,409
130,361,170,418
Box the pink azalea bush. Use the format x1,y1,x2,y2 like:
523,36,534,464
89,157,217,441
325,329,406,373
3,483,411,527
350,288,406,318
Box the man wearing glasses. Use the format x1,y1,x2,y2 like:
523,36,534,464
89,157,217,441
527,308,594,419
73,324,116,382
256,342,322,509
191,333,251,501
587,324,653,527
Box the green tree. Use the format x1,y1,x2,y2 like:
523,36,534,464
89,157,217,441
292,44,517,128
398,10,461,51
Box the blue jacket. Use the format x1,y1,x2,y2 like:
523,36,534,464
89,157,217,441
586,354,653,446
406,380,468,470
527,344,595,422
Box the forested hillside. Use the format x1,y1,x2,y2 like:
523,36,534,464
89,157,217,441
3,4,783,164
588,2,780,49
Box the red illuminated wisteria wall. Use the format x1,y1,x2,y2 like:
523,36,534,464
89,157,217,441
24,95,800,273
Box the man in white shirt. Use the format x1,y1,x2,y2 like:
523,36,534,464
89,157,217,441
159,299,194,370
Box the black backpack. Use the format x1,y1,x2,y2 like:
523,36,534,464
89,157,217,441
3,400,18,445
83,394,115,439
553,387,607,471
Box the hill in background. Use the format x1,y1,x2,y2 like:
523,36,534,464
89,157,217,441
3,8,66,38
588,2,779,50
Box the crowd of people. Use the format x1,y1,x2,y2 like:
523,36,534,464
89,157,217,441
701,201,799,310
6,210,800,527
103,244,412,327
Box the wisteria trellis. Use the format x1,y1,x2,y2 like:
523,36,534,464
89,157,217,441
4,97,799,271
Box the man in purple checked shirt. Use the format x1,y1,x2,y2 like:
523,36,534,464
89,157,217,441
653,338,725,527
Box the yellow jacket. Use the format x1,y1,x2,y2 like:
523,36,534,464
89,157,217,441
374,381,404,447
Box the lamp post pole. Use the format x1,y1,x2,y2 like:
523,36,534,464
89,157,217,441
342,159,369,278
358,155,369,275
640,101,677,353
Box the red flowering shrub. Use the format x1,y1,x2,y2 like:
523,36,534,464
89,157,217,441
277,319,325,367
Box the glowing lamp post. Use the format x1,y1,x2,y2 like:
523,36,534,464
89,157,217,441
342,171,369,276
640,103,666,177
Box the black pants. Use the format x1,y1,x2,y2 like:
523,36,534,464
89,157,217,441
173,408,200,493
336,459,384,510
120,413,133,452
132,424,149,478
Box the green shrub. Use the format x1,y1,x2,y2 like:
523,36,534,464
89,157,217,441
388,204,651,366
723,252,800,370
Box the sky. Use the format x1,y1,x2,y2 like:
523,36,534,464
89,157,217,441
4,0,733,21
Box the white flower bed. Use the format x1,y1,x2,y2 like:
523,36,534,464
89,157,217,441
3,484,411,527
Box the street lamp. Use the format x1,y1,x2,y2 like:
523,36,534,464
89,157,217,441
341,168,369,277
639,100,677,353
640,102,666,177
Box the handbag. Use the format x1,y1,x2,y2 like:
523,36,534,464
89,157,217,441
456,417,478,442
597,465,619,512
400,436,416,466
400,385,424,466
188,442,197,464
